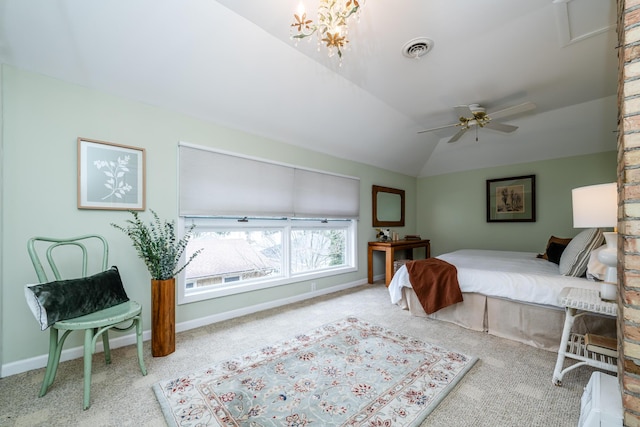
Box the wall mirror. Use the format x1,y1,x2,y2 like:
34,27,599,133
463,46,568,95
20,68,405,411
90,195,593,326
372,185,405,227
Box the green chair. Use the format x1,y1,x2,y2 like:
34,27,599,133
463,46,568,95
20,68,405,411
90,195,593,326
27,235,147,410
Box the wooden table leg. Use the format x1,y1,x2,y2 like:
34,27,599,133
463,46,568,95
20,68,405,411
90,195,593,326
385,248,395,286
367,246,374,284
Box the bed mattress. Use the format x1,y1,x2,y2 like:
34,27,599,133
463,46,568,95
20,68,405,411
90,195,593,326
389,249,602,308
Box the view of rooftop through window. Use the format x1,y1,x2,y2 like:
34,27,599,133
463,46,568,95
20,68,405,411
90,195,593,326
184,221,349,292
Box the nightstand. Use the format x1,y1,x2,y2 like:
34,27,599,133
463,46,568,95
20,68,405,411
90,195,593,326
552,287,618,386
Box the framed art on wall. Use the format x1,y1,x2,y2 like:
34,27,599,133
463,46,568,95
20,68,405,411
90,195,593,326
78,137,146,210
486,174,535,222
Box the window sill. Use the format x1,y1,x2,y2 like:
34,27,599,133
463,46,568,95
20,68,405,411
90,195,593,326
178,265,357,305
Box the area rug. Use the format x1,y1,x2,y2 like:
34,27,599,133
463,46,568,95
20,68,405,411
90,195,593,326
153,317,477,426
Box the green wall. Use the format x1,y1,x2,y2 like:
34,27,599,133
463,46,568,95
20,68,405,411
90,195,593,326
0,63,618,375
417,152,617,256
0,65,416,371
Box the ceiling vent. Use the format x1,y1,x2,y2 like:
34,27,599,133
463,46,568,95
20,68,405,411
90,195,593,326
402,37,434,59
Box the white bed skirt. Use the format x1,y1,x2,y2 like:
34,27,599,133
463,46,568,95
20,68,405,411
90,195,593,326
399,288,614,352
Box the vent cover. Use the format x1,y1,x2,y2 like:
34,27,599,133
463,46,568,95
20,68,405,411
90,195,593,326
402,37,434,59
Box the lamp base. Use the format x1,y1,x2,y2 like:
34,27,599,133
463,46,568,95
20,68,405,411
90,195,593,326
600,282,617,301
598,231,618,301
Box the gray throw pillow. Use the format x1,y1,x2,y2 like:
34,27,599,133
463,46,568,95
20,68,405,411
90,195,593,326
559,228,604,277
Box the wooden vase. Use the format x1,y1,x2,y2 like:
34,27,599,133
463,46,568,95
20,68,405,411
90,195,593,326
151,278,176,357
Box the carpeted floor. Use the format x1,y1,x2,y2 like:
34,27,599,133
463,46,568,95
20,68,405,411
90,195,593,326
0,284,598,426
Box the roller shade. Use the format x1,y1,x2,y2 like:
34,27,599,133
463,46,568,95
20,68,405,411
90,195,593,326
293,169,360,218
179,143,360,219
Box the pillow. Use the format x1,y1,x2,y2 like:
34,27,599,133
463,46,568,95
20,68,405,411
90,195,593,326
546,242,568,265
24,266,129,330
559,228,604,277
537,236,573,260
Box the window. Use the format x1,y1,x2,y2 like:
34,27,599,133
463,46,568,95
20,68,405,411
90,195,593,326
179,217,356,303
177,143,360,304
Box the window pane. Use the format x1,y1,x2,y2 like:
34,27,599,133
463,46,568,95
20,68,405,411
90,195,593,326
290,228,347,274
179,217,356,303
185,229,283,291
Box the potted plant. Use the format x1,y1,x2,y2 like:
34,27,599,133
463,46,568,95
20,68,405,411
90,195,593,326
112,210,201,356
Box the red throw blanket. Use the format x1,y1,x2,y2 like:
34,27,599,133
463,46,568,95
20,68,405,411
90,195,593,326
406,258,463,314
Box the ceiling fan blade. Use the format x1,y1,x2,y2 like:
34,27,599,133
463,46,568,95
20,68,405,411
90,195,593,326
448,127,468,143
487,102,536,120
484,121,518,133
417,123,459,134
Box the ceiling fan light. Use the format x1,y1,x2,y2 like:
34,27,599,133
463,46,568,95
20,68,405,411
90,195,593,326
468,104,485,114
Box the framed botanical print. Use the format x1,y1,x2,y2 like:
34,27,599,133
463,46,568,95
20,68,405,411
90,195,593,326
77,138,146,210
486,174,536,222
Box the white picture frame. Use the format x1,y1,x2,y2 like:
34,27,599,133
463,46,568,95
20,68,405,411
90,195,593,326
77,137,146,210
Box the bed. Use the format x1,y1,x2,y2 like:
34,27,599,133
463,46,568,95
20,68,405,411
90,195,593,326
388,248,616,351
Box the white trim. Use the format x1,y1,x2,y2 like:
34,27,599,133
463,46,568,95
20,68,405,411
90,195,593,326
1,329,152,378
1,279,367,378
176,279,365,332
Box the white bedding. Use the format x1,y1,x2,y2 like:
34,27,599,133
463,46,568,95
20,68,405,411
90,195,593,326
388,249,602,308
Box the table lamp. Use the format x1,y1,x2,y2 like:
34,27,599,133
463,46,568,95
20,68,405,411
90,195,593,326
571,183,617,300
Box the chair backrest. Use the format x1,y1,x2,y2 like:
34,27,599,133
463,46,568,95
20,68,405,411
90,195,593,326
27,235,109,283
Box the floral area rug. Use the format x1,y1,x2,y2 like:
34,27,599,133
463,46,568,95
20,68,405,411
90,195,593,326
153,317,477,426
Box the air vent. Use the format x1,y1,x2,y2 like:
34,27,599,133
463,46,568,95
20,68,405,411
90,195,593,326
402,37,434,59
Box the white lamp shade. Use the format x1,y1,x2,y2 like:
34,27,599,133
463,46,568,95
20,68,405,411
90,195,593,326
572,183,617,228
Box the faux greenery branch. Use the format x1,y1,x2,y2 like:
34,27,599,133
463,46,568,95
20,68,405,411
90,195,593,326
112,210,202,281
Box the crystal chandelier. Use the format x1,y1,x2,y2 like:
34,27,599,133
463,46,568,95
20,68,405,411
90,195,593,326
290,0,362,62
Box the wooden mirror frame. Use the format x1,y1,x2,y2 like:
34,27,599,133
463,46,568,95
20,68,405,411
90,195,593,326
372,185,405,227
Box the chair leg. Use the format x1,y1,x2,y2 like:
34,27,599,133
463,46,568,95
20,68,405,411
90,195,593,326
136,316,147,376
39,328,59,397
83,329,95,410
101,329,111,365
40,329,74,397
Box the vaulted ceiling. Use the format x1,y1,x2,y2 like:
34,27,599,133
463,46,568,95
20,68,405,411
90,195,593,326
0,0,618,176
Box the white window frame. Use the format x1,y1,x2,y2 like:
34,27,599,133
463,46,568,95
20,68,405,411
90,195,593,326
177,217,358,304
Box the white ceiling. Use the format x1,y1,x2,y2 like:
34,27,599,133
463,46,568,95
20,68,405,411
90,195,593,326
0,0,618,177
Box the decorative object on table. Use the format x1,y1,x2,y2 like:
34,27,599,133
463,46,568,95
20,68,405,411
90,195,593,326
375,227,390,241
77,137,146,211
112,210,202,356
405,234,422,240
486,174,536,222
571,182,617,300
290,0,363,63
153,317,477,427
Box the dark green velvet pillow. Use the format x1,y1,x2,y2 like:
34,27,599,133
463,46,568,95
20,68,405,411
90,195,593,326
25,266,129,330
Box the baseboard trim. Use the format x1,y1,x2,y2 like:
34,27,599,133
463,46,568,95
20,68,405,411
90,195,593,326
2,279,369,378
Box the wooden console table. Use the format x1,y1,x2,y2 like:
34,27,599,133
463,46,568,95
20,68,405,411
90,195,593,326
368,239,430,286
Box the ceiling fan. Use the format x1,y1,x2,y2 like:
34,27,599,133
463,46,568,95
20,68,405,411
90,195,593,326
418,102,536,143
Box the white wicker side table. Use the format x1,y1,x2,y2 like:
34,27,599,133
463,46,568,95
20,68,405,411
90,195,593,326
552,287,618,386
